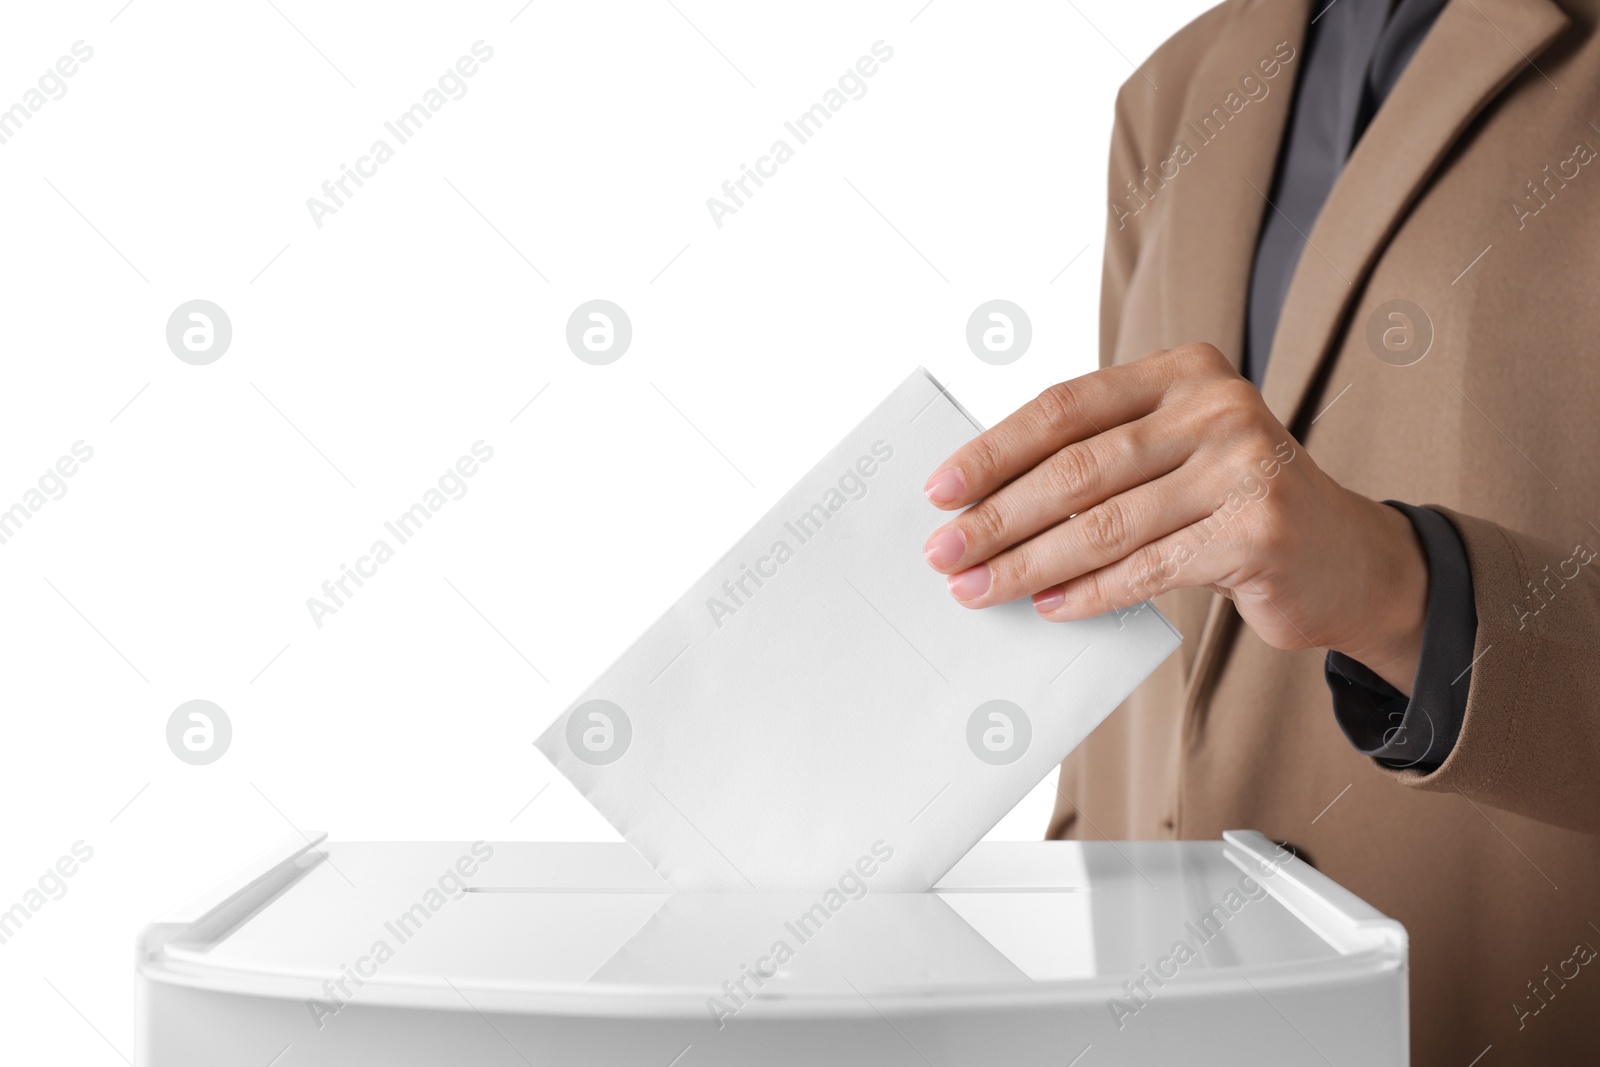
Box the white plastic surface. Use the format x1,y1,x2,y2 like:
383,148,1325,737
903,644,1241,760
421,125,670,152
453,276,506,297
137,834,1408,1066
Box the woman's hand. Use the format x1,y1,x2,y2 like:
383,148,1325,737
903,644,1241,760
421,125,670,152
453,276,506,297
922,344,1430,694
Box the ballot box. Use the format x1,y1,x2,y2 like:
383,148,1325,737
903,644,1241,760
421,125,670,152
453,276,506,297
136,831,1407,1066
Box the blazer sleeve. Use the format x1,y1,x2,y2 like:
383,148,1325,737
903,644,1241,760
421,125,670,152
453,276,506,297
1099,82,1148,372
1381,506,1600,833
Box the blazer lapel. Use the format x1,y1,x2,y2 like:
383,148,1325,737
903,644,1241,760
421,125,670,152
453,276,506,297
1155,0,1311,374
1184,0,1569,712
1259,0,1570,427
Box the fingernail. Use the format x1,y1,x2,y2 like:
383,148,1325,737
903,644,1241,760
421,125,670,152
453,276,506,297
1033,587,1065,613
923,527,966,570
924,467,966,505
947,565,991,601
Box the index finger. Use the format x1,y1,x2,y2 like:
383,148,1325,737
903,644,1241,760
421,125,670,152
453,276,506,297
924,358,1172,509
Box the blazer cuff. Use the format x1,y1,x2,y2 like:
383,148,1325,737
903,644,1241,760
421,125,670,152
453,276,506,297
1325,502,1477,771
1373,507,1600,831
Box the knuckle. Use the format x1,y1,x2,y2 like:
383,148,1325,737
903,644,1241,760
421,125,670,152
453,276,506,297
1033,381,1082,433
1222,377,1263,412
1043,445,1095,501
1160,347,1220,399
963,432,1006,482
1245,499,1291,554
1210,380,1265,434
1079,568,1116,616
1005,548,1048,594
1231,440,1273,484
1187,342,1230,374
1124,542,1168,597
1170,343,1216,374
961,498,1009,546
1079,500,1131,556
1102,426,1144,477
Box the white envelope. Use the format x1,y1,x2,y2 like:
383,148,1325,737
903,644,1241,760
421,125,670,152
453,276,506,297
535,368,1180,892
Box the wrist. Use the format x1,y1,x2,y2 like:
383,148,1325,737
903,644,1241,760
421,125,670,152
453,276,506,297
1331,497,1429,695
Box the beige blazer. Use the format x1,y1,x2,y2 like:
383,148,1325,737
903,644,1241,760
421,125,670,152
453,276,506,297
1047,0,1600,1062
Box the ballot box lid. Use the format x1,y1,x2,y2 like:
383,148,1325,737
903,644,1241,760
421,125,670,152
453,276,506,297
138,832,1405,1019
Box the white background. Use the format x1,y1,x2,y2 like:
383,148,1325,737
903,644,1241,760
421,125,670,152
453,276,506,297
0,1,1211,1060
